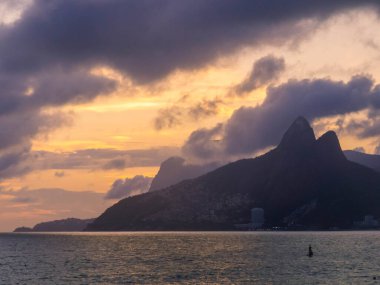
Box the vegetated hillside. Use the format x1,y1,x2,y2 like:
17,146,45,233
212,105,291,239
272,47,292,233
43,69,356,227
149,156,220,192
87,117,380,230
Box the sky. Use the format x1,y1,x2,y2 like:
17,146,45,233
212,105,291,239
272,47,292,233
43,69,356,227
0,0,380,231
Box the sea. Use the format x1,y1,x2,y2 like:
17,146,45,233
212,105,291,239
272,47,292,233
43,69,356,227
0,231,379,284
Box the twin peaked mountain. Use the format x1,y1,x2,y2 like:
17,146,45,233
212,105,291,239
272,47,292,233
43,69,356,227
87,117,380,230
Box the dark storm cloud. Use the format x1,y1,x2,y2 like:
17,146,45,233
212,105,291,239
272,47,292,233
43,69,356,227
182,124,224,160
224,76,373,154
27,70,116,108
233,55,286,95
183,76,380,158
0,47,116,179
369,85,380,108
0,110,67,179
0,144,31,178
105,175,153,200
1,0,379,84
0,68,115,117
0,109,69,178
0,0,378,176
0,110,68,149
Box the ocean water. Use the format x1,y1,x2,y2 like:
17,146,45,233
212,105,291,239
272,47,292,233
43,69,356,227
0,231,379,284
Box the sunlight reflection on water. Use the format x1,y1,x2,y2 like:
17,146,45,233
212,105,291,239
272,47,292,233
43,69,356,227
0,231,379,284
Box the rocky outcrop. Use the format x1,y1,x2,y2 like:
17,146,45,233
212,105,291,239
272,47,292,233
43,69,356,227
149,156,220,192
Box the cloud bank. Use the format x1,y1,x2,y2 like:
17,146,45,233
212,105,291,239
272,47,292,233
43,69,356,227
105,175,153,200
1,0,378,83
183,75,380,159
0,0,378,176
154,55,285,130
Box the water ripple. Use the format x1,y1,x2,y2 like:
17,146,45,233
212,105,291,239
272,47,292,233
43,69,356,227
0,231,379,284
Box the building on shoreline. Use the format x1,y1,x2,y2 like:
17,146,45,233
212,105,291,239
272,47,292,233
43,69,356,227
354,215,379,229
234,208,265,230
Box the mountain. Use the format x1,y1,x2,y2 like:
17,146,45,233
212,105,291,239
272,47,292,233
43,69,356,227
344,150,380,172
13,227,33,232
86,117,380,231
149,156,220,192
14,218,94,232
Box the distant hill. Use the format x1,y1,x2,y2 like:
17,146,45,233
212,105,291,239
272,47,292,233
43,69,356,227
87,117,380,231
14,218,94,232
13,227,33,232
344,150,380,172
149,156,220,192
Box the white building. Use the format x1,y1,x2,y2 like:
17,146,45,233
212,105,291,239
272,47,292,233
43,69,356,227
364,215,379,227
251,208,264,228
354,215,379,228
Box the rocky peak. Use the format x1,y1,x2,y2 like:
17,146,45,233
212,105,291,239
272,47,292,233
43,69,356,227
278,116,316,151
316,130,346,162
149,156,219,192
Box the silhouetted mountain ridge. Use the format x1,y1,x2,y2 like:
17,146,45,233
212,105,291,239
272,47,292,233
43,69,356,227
87,117,380,230
278,116,315,150
14,218,94,232
344,150,380,172
149,156,220,192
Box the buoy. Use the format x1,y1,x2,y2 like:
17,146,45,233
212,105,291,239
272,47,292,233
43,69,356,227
308,245,313,257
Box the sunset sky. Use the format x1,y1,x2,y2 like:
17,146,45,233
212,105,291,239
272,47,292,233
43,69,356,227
0,0,380,231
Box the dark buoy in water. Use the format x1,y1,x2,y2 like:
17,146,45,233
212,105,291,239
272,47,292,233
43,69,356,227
308,245,313,257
